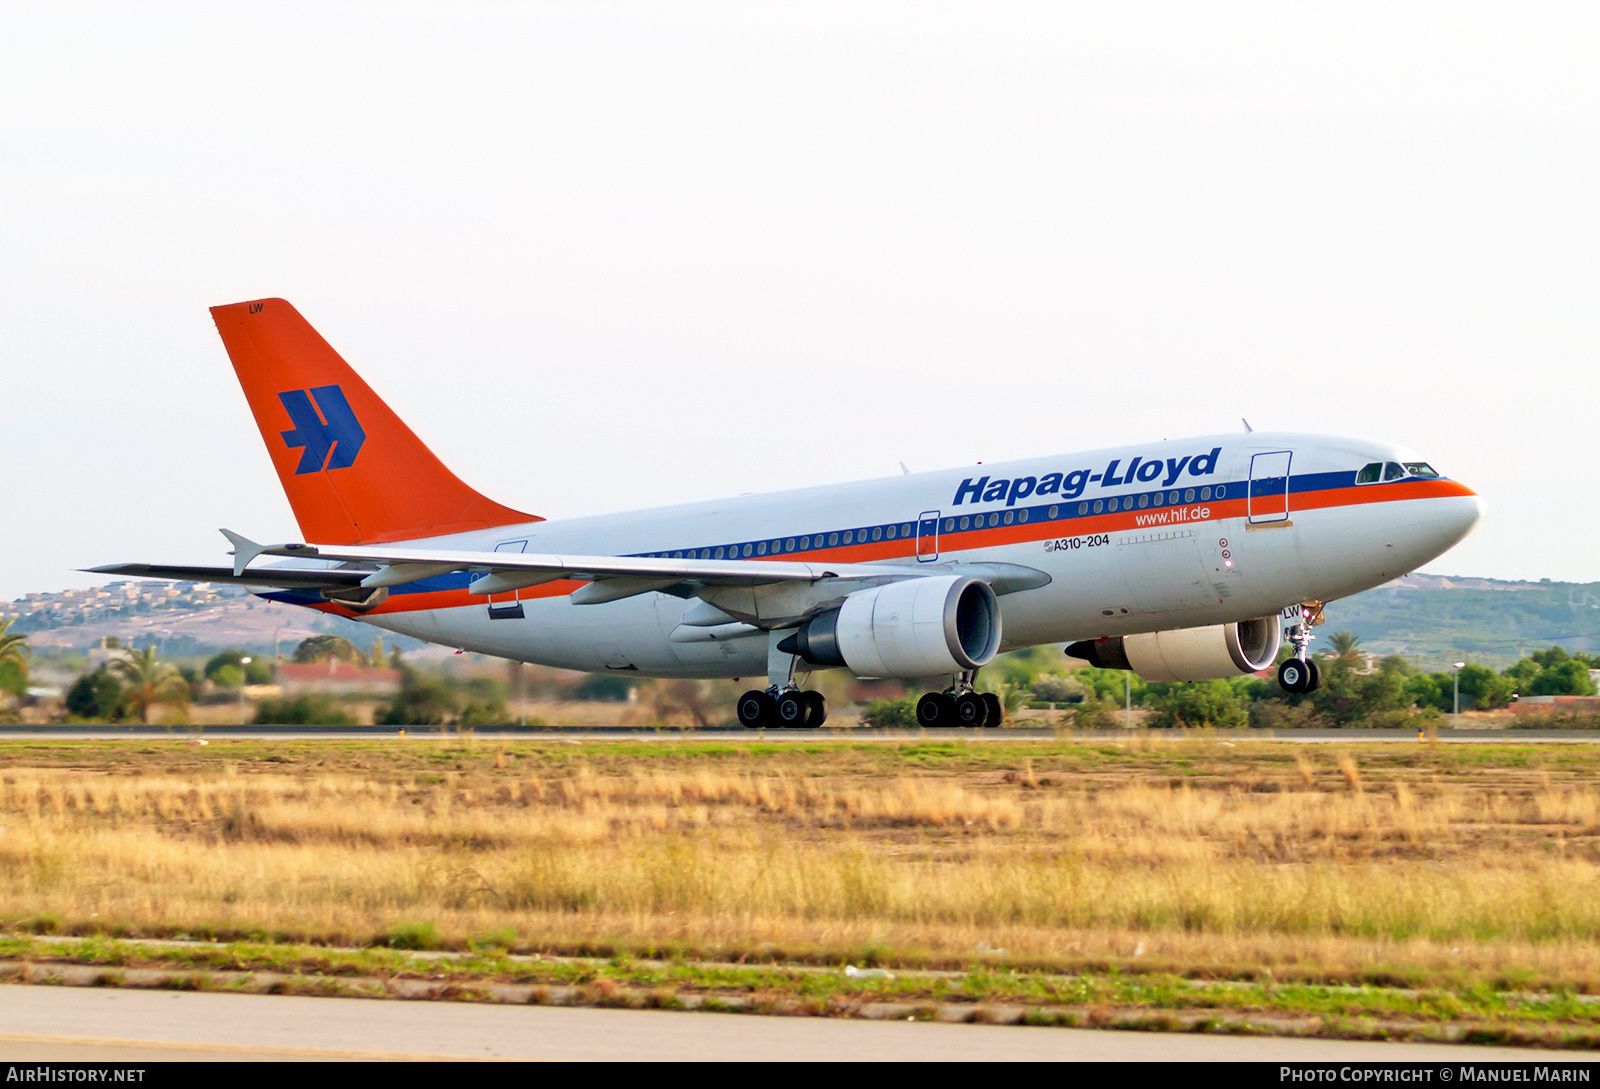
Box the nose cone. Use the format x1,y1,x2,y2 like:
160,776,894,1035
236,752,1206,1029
1435,489,1486,552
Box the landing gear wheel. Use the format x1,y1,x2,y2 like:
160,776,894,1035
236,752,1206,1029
775,690,808,727
802,691,827,728
916,692,955,728
1303,658,1321,693
982,692,1003,728
954,691,988,728
737,689,775,728
1278,659,1313,695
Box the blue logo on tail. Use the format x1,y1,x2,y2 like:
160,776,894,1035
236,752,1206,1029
278,386,367,474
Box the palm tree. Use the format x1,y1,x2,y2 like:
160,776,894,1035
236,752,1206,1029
109,645,189,725
0,618,28,694
1325,630,1363,664
0,617,28,666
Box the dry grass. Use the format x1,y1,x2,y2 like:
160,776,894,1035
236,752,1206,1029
5,737,1600,989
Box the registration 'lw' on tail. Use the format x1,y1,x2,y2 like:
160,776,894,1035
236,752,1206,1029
211,298,538,545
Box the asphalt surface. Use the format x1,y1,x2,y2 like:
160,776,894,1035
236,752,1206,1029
0,985,1588,1062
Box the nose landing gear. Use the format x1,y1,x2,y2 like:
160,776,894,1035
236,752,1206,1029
1278,603,1325,695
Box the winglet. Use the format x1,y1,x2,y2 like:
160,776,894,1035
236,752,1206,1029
220,528,267,577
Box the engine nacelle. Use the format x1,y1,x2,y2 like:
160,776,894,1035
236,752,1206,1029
782,575,1001,678
1066,618,1281,683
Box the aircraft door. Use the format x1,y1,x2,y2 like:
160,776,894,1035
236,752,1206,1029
487,539,528,619
1248,451,1293,525
917,511,940,562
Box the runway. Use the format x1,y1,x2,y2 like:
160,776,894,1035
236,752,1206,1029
0,985,1585,1062
2,726,1597,742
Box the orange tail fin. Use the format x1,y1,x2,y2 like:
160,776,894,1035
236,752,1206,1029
211,298,539,545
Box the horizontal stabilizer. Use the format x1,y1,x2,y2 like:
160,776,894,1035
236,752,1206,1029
83,564,367,590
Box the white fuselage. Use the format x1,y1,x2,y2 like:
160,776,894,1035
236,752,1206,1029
264,431,1483,679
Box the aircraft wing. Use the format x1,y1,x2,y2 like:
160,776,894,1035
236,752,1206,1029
222,530,923,600
89,531,1049,607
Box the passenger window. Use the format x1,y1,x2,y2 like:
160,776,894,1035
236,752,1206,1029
785,538,795,551
872,527,883,541
1093,500,1103,514
988,513,999,527
942,519,954,532
1002,511,1014,525
1200,487,1211,501
1048,505,1058,518
1138,494,1148,508
1384,462,1405,481
1404,462,1440,478
900,523,912,537
885,525,896,540
1355,463,1382,484
1078,502,1088,515
1216,485,1226,498
1018,509,1029,523
714,547,725,559
959,516,970,530
1184,489,1195,503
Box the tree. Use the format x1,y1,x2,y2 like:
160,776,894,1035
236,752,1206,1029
1324,630,1363,665
65,668,122,720
1146,679,1247,729
1458,663,1516,709
109,646,190,725
205,648,271,685
1505,646,1598,697
292,635,364,666
0,618,29,697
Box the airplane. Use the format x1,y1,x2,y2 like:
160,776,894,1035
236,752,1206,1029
91,298,1485,729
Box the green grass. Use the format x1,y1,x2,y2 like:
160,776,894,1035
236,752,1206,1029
4,933,1599,1047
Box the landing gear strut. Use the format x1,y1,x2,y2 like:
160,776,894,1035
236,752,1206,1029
1278,603,1325,695
738,630,829,728
915,672,1003,729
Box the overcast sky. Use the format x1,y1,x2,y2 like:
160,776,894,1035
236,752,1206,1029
2,2,1596,601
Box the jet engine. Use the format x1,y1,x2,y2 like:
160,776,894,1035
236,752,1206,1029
780,575,1001,678
1066,618,1281,683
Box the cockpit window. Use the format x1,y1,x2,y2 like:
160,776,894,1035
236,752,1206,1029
1358,460,1444,484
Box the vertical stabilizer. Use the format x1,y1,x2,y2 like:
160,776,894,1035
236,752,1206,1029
211,298,539,544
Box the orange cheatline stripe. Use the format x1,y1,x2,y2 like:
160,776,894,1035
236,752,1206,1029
312,481,1474,617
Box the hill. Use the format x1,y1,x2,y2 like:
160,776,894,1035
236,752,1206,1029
1323,574,1600,669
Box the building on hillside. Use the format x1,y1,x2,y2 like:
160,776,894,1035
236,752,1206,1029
277,660,401,698
86,636,132,670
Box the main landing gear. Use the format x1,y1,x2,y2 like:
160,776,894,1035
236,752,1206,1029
916,673,1003,729
740,631,829,728
1277,603,1325,695
738,688,828,729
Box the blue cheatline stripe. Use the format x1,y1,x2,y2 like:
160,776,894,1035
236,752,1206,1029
257,469,1436,605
